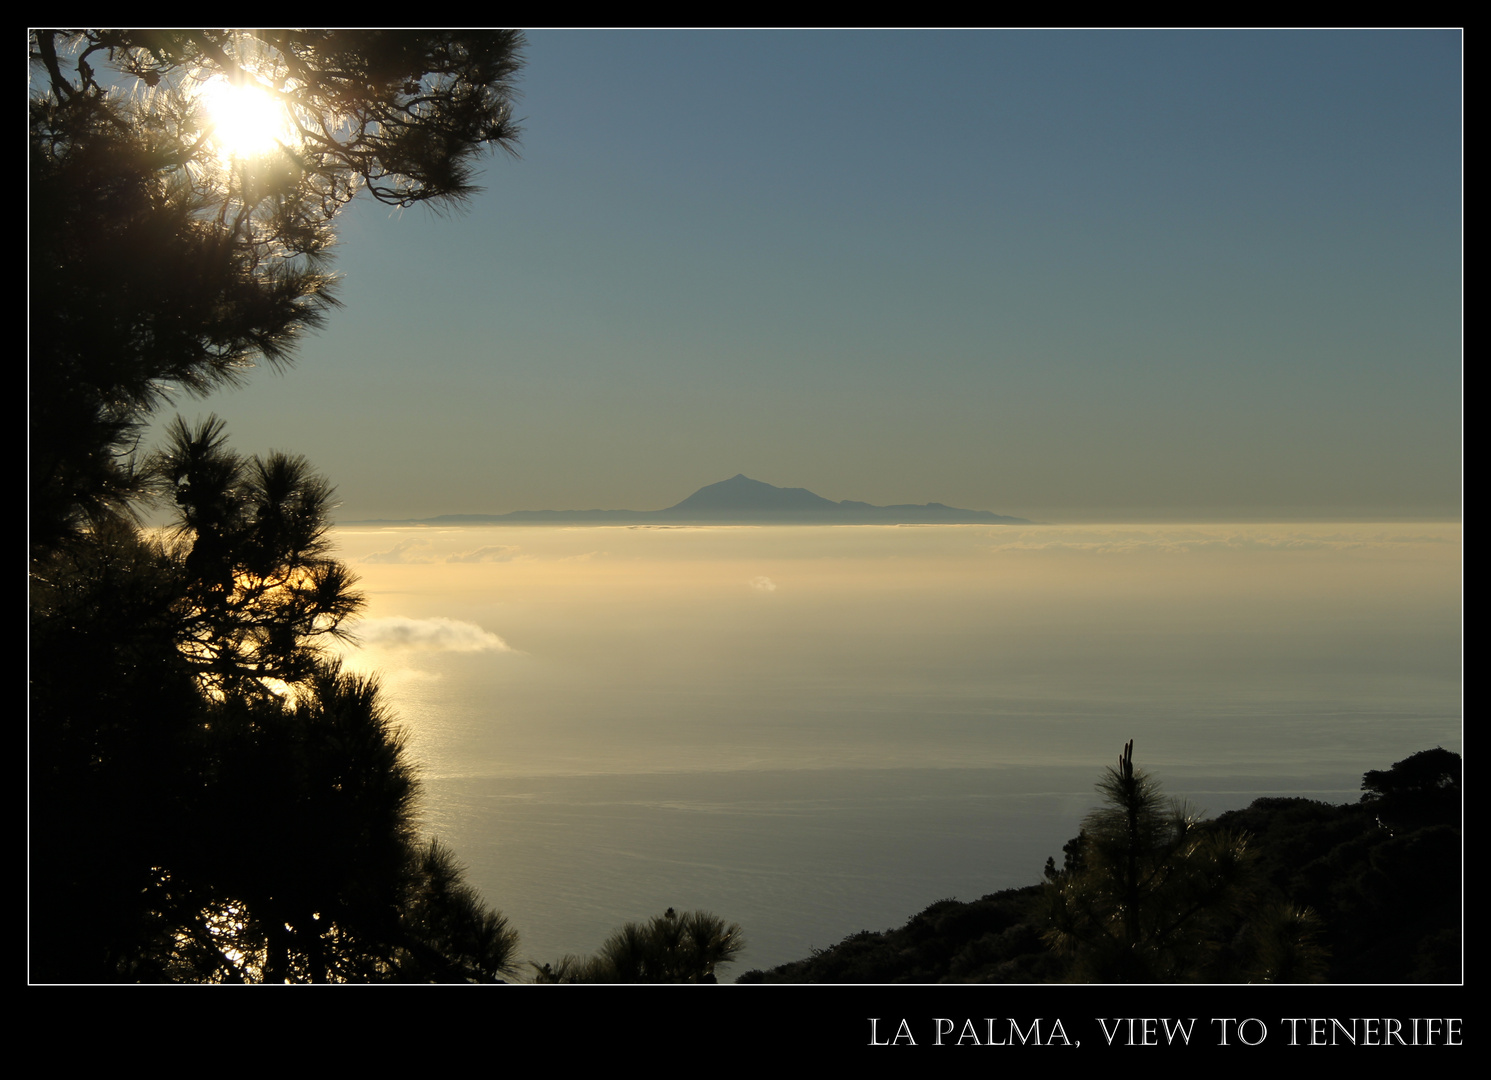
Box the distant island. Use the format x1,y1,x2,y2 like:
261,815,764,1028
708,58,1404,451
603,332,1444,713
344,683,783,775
351,474,1030,526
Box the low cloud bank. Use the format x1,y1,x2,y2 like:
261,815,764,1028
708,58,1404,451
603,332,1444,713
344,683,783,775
358,616,514,653
361,538,436,564
985,526,1456,556
446,544,523,563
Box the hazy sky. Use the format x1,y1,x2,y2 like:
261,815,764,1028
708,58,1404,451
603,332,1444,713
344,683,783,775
171,29,1461,523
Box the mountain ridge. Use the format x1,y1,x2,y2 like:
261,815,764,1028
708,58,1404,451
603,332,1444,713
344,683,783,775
349,475,1029,525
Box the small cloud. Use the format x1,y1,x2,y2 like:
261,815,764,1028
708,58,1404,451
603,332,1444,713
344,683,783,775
361,538,436,564
750,576,777,593
358,616,515,653
446,544,523,563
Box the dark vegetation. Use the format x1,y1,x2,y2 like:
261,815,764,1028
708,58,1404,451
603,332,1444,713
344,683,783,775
29,30,745,985
739,745,1461,983
531,908,746,984
30,29,528,982
29,30,1459,987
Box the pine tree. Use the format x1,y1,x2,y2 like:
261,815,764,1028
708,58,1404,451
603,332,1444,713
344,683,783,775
30,29,524,982
1043,741,1255,981
531,908,746,983
30,29,523,554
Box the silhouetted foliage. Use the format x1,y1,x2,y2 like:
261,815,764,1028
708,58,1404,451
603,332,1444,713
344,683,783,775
1042,741,1262,981
31,427,522,982
1361,746,1461,831
30,29,522,555
533,908,745,983
1211,749,1462,983
748,744,1461,984
30,29,524,982
739,887,1055,984
398,840,521,982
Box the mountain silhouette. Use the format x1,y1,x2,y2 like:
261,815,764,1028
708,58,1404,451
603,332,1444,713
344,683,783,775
357,476,1029,525
666,474,842,514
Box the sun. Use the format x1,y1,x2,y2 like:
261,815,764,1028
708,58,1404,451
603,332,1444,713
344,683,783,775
197,76,295,161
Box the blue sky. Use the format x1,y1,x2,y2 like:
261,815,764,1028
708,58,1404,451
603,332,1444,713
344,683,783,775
180,29,1461,522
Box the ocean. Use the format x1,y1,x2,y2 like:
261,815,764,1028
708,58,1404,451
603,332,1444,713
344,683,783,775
330,521,1461,978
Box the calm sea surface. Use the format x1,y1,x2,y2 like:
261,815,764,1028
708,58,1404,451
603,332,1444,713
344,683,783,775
330,522,1461,978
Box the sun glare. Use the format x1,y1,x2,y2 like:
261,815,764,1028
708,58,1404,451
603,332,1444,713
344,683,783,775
198,77,294,161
